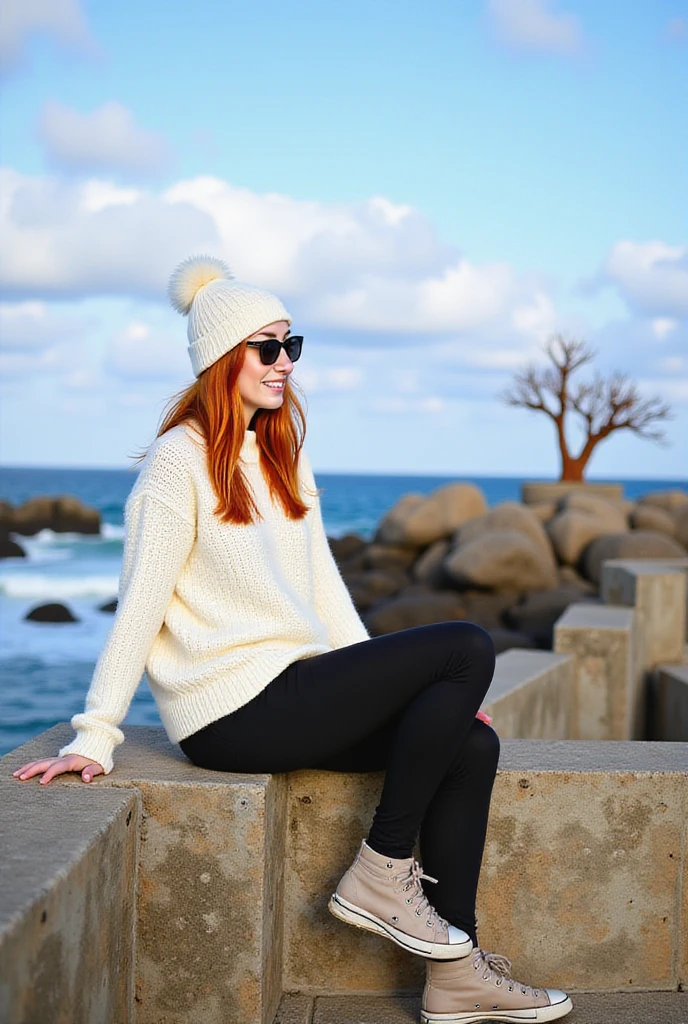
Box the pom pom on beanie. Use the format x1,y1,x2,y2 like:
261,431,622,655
168,255,234,315
168,253,292,377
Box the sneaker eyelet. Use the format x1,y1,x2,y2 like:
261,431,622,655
386,862,393,868
406,898,412,904
496,979,502,986
416,909,422,916
391,915,398,922
521,987,527,994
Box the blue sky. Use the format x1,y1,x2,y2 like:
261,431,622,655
1,0,686,477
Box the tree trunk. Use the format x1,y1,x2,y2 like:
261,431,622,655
559,451,594,481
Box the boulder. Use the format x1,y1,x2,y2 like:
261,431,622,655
557,492,629,531
630,504,676,538
580,530,688,585
454,502,557,567
412,539,452,588
547,510,616,566
0,501,15,531
328,533,367,565
362,543,418,572
674,505,688,551
375,484,487,547
11,495,100,535
25,602,79,623
638,489,688,513
98,599,118,613
0,533,25,559
504,586,600,649
528,501,557,524
364,589,466,637
344,568,409,612
444,531,558,591
488,628,536,655
557,564,597,593
453,589,524,632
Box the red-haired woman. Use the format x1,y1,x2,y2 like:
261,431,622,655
14,257,572,1023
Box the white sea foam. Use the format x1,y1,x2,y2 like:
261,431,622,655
0,575,120,600
101,522,125,540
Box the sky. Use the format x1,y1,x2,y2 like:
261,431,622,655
0,0,686,478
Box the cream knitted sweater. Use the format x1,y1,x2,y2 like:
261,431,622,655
58,423,370,774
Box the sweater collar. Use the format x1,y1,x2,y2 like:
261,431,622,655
241,429,259,464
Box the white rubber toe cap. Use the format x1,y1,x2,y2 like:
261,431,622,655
447,925,472,946
546,988,569,1005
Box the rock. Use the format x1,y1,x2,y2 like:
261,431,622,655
547,510,616,566
364,590,467,636
412,540,452,588
375,484,487,547
328,533,367,565
444,531,558,591
454,502,557,566
454,590,524,632
504,587,600,649
0,501,15,531
529,501,557,524
674,505,688,550
344,568,409,612
638,489,688,513
488,628,536,654
0,533,26,558
557,565,597,593
25,602,79,623
580,531,688,585
557,492,629,531
11,495,101,535
630,504,676,538
361,543,418,572
98,599,118,613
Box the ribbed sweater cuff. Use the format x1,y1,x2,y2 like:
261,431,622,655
59,731,117,775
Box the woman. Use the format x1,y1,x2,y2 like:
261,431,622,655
14,255,572,1024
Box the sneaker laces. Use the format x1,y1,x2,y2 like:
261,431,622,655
474,950,540,997
392,860,448,930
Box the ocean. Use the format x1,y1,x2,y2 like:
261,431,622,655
1,465,685,757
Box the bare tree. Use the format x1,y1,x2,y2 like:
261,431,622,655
501,334,672,481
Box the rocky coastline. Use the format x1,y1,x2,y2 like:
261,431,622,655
2,484,687,644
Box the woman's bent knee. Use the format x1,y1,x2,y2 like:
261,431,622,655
464,718,501,767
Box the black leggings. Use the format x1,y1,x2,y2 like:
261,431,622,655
180,621,499,945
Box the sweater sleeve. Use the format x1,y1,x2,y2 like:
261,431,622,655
299,450,370,649
58,490,196,774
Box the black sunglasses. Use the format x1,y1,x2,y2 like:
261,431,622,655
245,336,303,365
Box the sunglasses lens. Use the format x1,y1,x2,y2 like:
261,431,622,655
285,336,303,362
259,340,281,365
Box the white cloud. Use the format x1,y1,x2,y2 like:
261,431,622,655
39,101,170,175
105,321,191,380
0,300,91,351
488,0,584,56
370,396,445,414
639,376,688,405
651,317,678,340
601,240,688,318
659,356,685,374
0,169,559,350
0,0,97,73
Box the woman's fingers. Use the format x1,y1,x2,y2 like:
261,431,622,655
12,755,104,784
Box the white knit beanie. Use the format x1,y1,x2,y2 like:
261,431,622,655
168,254,292,377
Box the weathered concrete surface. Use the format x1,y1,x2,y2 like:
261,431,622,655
484,649,574,738
5,724,287,1024
521,482,624,505
602,559,688,668
275,991,688,1024
284,742,688,996
0,778,139,1024
653,664,688,742
554,604,638,739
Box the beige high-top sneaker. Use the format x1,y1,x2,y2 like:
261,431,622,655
328,839,473,959
422,949,573,1023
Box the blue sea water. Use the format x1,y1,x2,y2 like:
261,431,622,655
1,465,685,757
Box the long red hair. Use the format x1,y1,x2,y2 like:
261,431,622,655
138,341,310,524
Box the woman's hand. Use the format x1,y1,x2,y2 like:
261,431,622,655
12,754,105,785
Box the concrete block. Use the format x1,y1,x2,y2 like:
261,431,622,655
0,779,139,1024
283,741,688,996
484,649,574,738
653,664,688,742
5,724,287,1024
476,741,688,994
554,604,637,739
601,559,688,668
